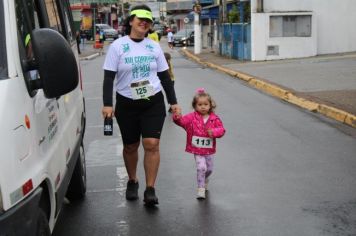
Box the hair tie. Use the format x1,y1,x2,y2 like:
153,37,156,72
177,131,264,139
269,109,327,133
196,88,205,94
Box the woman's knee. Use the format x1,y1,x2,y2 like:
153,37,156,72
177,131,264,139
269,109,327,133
123,142,140,154
142,138,160,152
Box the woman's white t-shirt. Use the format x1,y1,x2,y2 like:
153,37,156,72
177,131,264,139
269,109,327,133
103,36,169,99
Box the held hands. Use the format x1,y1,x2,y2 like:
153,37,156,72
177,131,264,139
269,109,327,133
102,106,114,118
170,104,182,118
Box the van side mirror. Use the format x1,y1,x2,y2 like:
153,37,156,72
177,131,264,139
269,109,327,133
31,28,78,98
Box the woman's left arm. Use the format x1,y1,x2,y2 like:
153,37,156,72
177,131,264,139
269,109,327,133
157,70,176,104
157,70,181,114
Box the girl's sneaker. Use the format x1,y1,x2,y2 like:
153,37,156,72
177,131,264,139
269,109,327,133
197,188,206,199
204,178,209,190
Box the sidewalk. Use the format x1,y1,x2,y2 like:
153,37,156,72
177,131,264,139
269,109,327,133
76,37,356,128
78,40,110,60
181,48,356,128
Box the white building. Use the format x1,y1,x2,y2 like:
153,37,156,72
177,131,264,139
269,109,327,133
251,0,356,61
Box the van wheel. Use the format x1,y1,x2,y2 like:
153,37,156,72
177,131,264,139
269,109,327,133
66,143,86,201
36,210,50,236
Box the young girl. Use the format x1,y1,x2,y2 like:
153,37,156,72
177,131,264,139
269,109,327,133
173,88,225,199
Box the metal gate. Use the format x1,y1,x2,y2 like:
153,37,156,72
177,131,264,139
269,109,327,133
220,23,251,60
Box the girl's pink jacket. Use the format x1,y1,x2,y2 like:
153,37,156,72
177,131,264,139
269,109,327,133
173,111,225,155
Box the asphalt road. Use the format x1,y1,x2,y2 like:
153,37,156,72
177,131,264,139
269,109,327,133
53,43,356,236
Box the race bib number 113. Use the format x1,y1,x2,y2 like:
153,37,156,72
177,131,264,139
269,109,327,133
192,136,213,148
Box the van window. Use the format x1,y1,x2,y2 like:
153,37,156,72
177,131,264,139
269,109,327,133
0,0,7,79
60,0,75,41
44,0,63,33
15,0,40,93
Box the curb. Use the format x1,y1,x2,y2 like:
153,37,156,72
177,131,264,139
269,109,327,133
79,52,102,61
182,49,356,128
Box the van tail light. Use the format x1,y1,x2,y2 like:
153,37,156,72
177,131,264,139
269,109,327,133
22,179,33,196
25,115,31,129
9,179,34,205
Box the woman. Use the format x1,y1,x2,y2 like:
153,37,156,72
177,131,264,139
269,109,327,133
102,4,181,206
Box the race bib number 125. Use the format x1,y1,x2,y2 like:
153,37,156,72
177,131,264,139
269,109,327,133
130,80,154,100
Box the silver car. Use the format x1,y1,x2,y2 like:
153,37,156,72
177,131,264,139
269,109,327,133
96,24,119,40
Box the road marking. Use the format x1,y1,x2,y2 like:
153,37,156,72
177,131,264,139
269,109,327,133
116,220,129,236
116,166,128,200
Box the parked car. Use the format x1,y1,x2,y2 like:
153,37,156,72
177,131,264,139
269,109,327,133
173,29,194,47
96,23,119,40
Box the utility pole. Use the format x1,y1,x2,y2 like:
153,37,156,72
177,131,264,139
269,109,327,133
222,0,227,23
193,1,201,54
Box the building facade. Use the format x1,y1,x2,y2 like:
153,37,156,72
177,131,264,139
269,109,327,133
251,0,356,61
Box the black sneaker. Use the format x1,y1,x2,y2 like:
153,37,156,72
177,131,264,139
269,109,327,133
126,180,139,200
143,187,159,206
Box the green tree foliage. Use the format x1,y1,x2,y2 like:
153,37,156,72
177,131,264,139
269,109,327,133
228,5,239,23
227,2,251,23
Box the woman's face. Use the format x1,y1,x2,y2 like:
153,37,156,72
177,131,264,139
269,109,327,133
130,16,152,38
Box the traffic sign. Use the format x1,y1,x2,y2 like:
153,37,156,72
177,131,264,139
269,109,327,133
184,17,190,24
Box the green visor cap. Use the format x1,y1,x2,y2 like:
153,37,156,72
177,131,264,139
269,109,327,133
130,9,153,22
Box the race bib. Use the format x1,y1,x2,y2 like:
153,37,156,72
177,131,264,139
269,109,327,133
130,80,154,100
192,136,213,148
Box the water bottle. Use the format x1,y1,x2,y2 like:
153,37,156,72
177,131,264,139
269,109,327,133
104,117,113,136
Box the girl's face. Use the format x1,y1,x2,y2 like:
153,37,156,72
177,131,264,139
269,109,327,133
195,97,211,115
130,16,152,38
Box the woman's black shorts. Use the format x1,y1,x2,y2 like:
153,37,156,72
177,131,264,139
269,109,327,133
115,91,166,144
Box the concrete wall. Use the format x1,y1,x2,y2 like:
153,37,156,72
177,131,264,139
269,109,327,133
251,12,317,61
251,0,356,61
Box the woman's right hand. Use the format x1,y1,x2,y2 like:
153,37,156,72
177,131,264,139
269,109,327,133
102,106,114,118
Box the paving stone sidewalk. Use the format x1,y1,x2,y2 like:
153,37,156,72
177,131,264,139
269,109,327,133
186,49,356,116
75,37,356,128
181,48,356,128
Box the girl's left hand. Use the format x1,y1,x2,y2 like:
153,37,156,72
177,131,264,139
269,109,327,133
207,129,213,137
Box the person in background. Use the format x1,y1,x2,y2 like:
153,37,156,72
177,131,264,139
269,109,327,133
148,24,160,42
99,29,104,43
167,29,174,49
76,30,81,54
173,88,225,199
102,4,181,206
148,29,159,42
164,52,175,113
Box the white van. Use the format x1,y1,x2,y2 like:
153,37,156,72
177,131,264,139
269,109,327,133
0,0,86,235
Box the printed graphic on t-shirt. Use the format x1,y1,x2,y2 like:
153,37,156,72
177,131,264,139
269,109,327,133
124,55,155,79
122,43,130,53
146,44,154,52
